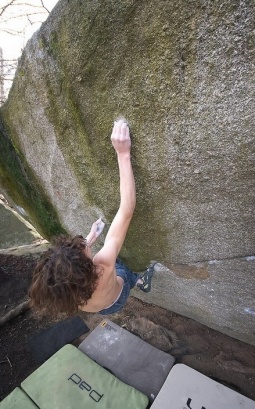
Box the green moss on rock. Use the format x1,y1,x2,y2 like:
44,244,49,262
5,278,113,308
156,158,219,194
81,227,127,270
0,116,66,239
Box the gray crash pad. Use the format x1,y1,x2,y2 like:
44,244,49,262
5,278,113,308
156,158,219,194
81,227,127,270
78,319,175,401
0,387,37,409
21,344,148,409
150,363,255,409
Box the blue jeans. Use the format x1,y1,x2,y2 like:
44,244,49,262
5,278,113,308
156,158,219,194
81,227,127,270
99,259,139,315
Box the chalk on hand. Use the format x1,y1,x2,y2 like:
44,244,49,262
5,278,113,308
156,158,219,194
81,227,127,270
114,116,129,126
96,219,105,236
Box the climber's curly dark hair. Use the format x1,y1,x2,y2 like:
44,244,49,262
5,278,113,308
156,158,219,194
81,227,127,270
29,235,100,317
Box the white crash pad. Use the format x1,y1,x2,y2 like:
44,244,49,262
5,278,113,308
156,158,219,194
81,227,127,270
150,363,255,409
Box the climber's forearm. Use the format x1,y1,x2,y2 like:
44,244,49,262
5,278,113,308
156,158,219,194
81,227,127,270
117,152,136,218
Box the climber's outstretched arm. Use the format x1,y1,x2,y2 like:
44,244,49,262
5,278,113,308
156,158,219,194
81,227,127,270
93,119,136,268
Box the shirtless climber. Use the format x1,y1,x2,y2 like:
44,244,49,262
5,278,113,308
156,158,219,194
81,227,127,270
29,119,155,316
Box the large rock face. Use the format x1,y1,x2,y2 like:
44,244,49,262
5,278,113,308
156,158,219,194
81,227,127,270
0,0,254,344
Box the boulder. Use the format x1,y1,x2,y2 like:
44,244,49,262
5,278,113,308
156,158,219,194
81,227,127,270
0,0,254,344
0,199,41,249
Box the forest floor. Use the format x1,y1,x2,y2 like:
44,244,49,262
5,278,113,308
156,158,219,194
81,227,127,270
0,253,255,402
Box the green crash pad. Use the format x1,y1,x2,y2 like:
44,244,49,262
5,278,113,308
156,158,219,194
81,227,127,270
0,387,38,409
21,344,149,409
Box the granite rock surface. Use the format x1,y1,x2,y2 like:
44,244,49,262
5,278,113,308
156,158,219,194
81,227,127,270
0,0,254,344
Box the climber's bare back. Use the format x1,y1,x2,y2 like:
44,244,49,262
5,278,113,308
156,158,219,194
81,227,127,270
79,262,123,313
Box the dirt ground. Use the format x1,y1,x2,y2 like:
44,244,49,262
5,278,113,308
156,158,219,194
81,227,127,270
0,253,255,403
